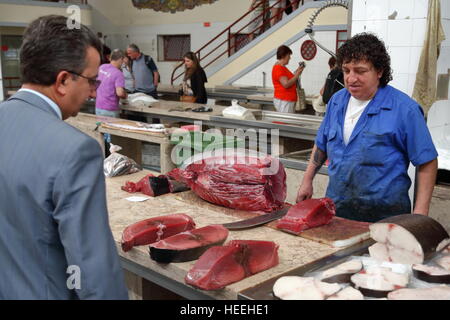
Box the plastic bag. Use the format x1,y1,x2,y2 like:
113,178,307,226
222,99,256,120
127,93,158,108
104,143,142,177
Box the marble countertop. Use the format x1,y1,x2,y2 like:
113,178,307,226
106,170,341,300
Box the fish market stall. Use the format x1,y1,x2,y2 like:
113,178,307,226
106,170,373,300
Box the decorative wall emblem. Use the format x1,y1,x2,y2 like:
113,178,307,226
300,40,317,61
131,0,220,13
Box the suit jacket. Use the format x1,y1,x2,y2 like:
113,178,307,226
0,91,128,299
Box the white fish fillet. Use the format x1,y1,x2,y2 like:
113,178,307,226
436,255,450,271
321,260,363,279
387,286,450,300
326,286,364,300
351,266,409,291
273,276,341,300
413,264,450,276
369,223,424,264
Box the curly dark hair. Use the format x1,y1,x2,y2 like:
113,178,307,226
336,32,393,87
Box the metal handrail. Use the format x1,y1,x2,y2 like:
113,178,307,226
170,0,295,85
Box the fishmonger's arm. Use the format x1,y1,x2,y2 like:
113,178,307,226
413,159,438,215
296,144,327,202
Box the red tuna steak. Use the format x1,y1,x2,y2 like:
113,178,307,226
149,225,229,263
168,154,286,212
122,174,188,197
276,198,336,235
185,240,279,290
121,214,196,252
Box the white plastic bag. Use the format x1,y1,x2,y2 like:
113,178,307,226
103,143,142,177
222,99,256,120
127,93,158,108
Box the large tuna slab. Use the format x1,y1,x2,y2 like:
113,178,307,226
276,198,336,235
121,214,196,252
149,225,229,263
168,153,286,212
368,214,450,264
185,240,279,290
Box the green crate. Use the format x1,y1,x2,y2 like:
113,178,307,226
170,131,245,166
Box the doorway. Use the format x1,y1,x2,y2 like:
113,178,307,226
1,35,22,99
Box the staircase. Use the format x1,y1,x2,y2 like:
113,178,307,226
171,0,348,87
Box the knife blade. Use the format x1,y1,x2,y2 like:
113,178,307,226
222,207,289,230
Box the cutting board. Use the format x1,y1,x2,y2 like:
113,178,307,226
174,191,370,248
267,217,370,248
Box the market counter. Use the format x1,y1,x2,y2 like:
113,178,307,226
105,170,344,300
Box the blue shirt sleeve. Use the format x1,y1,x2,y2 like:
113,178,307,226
403,103,438,166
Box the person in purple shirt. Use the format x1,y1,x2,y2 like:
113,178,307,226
95,49,127,118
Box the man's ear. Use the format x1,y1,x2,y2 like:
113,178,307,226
54,71,71,95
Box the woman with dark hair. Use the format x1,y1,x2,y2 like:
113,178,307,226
271,45,304,113
181,52,208,104
296,32,438,223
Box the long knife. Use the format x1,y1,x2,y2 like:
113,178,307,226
222,207,289,230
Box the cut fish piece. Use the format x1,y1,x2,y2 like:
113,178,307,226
149,225,229,263
412,264,450,284
169,153,286,212
276,198,336,235
350,266,409,298
387,286,450,300
273,276,341,300
436,255,450,271
326,286,364,300
185,240,279,290
321,260,363,283
121,214,196,252
369,214,450,264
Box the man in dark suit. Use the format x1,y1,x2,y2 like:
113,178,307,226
0,15,128,299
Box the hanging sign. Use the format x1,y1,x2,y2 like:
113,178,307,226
300,40,317,61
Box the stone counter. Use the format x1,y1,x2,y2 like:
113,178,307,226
106,170,341,300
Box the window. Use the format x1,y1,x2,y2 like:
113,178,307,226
157,35,190,62
336,30,347,52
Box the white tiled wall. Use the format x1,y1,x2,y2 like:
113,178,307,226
351,0,435,96
232,31,340,96
353,0,450,171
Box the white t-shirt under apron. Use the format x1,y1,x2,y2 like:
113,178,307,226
343,96,372,145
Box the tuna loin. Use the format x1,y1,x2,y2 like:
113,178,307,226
368,214,450,264
122,174,189,197
121,214,196,252
149,225,229,263
168,153,286,212
185,240,279,290
276,198,336,235
273,276,341,300
387,286,450,300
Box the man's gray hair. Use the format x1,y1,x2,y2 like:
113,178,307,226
127,43,140,53
111,49,125,61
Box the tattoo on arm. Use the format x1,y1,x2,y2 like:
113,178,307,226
312,148,327,175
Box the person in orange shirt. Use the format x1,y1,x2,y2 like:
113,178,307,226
272,45,304,113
